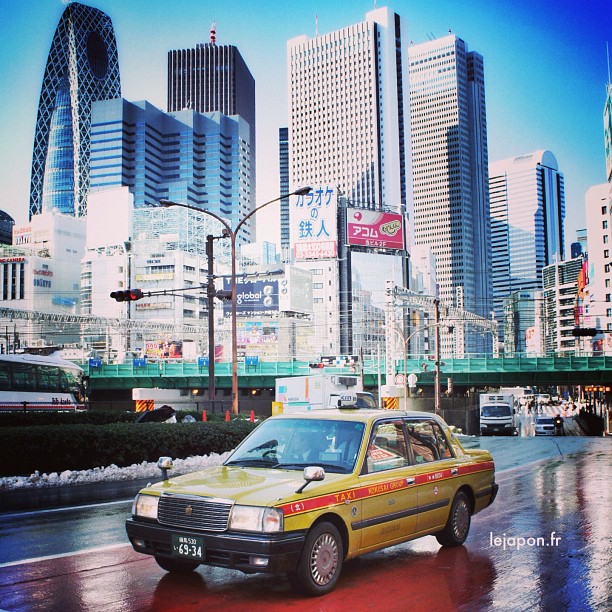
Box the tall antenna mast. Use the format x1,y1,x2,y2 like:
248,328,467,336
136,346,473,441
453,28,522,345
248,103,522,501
607,41,611,84
315,14,318,37
210,21,216,45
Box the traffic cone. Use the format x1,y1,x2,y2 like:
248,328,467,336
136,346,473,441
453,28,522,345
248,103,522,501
250,410,255,423
225,410,230,422
202,410,207,422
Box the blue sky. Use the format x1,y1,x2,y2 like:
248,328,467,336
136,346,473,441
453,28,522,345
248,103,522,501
1,0,610,257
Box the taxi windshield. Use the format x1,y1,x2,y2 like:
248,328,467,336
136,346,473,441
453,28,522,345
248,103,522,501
225,418,365,473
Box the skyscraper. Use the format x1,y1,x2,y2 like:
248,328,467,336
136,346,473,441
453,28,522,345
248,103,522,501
29,2,121,220
167,33,256,221
489,150,565,336
408,35,492,338
288,7,410,210
287,7,411,356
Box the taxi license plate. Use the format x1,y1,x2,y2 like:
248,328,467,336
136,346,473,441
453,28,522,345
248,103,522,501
172,534,205,560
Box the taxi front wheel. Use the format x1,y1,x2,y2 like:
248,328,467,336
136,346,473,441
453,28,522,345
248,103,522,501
288,522,344,596
435,491,471,547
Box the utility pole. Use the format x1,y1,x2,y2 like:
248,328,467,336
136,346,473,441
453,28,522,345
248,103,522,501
435,299,441,415
206,235,216,403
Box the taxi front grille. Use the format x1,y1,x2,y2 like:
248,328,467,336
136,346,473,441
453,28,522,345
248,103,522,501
158,494,233,532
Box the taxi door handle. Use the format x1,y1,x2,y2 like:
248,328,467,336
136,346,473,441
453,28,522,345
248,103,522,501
451,468,459,476
406,477,415,485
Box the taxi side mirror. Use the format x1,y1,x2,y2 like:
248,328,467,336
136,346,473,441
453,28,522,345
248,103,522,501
295,466,325,494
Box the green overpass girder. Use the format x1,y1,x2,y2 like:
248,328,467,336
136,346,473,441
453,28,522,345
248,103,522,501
84,356,612,391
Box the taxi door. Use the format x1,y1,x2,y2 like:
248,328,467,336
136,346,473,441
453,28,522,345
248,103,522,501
353,419,418,552
406,419,457,534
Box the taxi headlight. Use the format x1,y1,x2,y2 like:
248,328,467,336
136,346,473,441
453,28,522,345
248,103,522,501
229,505,284,533
132,494,159,519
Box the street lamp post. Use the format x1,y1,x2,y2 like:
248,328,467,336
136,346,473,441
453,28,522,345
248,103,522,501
160,186,311,414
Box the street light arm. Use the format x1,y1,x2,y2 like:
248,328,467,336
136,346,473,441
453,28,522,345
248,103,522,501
234,186,312,236
159,188,310,416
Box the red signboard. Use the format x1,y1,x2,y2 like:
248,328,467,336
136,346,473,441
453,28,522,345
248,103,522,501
346,210,404,249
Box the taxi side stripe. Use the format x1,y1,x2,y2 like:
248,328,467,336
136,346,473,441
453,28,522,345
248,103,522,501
278,461,495,518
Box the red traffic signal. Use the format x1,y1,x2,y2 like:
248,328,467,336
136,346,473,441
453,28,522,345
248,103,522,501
110,288,144,302
309,362,325,369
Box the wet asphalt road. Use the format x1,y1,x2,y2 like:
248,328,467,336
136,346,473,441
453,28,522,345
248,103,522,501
0,437,610,611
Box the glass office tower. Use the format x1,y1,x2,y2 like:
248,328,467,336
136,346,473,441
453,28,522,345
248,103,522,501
90,98,252,243
408,35,492,332
489,150,565,339
29,2,121,219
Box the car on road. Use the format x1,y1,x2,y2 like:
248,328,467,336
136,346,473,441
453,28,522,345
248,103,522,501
534,416,556,435
126,409,498,596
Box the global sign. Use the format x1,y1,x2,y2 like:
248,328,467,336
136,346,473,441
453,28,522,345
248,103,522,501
223,278,279,317
347,210,405,250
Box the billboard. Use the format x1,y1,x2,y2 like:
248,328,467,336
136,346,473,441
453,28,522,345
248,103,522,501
346,209,405,250
237,321,279,346
223,278,279,317
291,185,338,260
278,266,313,315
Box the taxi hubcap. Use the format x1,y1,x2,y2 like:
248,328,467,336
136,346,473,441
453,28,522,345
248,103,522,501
310,533,338,585
453,499,470,538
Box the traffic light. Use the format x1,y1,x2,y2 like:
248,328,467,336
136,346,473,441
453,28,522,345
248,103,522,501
110,288,144,302
572,327,598,337
309,362,325,369
214,289,232,301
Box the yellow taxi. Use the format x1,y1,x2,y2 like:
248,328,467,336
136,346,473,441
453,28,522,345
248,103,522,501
126,409,497,596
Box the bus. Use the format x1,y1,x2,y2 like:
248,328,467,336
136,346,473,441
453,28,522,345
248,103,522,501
0,353,86,412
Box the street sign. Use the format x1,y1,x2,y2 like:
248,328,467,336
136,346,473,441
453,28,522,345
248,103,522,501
395,373,405,385
408,373,418,388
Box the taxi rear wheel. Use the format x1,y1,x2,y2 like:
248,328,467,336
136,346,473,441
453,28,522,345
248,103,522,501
288,522,343,596
436,491,471,547
155,556,200,574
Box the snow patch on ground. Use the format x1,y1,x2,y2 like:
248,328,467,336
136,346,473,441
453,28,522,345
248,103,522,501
0,452,231,491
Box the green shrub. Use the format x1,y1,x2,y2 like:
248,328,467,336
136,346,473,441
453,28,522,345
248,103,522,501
0,420,258,477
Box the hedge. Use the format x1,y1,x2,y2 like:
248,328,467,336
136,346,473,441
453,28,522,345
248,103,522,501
0,420,258,477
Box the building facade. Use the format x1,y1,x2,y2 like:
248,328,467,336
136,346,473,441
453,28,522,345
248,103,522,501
279,127,291,257
407,34,492,343
503,289,544,356
584,182,612,351
0,212,87,349
543,257,584,355
89,99,253,244
489,150,565,346
167,39,256,220
29,2,121,219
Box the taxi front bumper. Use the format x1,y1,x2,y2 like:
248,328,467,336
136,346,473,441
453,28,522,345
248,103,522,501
126,518,306,574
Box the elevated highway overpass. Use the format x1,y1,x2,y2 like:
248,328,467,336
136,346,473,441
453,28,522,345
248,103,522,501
83,355,612,392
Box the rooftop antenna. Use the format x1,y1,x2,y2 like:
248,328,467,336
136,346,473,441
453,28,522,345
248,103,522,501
607,41,611,84
315,14,318,37
210,21,216,45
